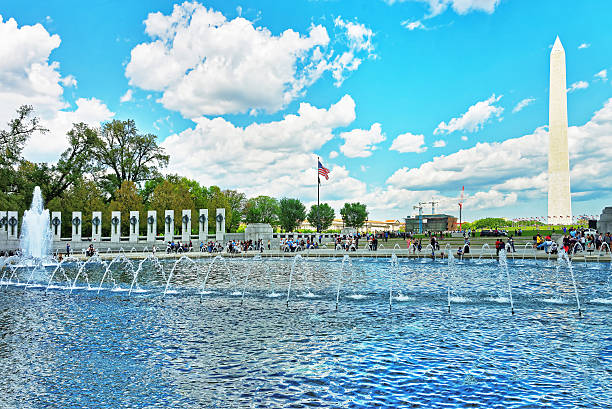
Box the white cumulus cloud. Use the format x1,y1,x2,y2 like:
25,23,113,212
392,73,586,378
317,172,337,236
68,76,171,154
433,139,446,147
594,69,607,81
387,0,501,17
568,80,589,92
120,89,133,103
578,43,590,49
0,15,114,163
329,150,339,159
339,123,386,158
434,94,503,134
125,2,373,117
389,132,427,153
512,97,535,113
401,20,425,30
160,95,357,197
387,97,612,202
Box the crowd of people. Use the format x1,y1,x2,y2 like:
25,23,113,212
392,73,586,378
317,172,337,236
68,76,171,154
533,228,612,255
166,240,193,253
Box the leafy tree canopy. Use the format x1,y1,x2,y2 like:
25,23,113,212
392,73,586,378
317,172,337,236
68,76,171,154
307,203,335,231
278,198,306,232
244,196,279,225
340,202,368,229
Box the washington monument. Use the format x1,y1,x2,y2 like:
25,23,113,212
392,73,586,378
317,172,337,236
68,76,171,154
548,36,572,225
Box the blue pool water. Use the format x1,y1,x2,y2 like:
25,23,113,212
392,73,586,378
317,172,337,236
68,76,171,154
0,256,611,408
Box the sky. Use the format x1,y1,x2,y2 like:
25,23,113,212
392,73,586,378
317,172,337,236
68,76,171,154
1,0,611,222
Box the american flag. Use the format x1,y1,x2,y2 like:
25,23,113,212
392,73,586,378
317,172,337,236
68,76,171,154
318,160,330,180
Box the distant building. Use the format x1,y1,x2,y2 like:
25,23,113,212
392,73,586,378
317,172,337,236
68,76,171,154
404,214,458,233
299,218,403,233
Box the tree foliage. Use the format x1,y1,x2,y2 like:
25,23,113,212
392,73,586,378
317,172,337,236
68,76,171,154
306,203,335,231
278,198,306,232
223,189,246,233
244,196,279,225
109,181,145,234
0,105,48,212
340,202,368,229
148,179,195,233
95,119,169,196
467,217,512,230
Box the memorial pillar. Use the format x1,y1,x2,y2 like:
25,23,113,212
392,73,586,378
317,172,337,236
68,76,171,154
215,208,225,242
146,210,157,242
51,212,61,241
0,211,7,241
91,212,102,243
111,211,121,243
71,211,82,242
129,211,140,243
198,209,208,243
164,210,174,243
7,211,18,240
181,210,191,243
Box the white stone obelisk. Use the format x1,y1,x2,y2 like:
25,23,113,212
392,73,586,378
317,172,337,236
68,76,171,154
548,36,572,225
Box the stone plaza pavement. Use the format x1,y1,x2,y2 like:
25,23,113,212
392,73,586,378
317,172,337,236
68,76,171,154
66,247,612,263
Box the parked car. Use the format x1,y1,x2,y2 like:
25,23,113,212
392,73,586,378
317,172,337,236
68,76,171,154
479,229,508,237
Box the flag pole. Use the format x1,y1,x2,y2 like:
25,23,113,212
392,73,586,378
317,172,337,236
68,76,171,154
317,156,320,233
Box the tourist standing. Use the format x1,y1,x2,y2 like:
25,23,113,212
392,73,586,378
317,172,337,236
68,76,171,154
66,243,71,257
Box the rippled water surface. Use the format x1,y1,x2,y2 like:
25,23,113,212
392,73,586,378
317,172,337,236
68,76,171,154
1,256,611,408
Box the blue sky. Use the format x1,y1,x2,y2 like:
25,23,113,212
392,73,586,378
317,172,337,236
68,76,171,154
1,0,611,222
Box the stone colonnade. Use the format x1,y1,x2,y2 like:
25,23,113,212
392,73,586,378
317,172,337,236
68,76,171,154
0,209,220,243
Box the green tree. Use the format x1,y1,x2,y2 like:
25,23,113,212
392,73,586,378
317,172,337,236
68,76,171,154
47,123,101,202
94,119,169,196
108,181,145,234
0,105,47,212
244,196,279,225
278,198,306,232
0,105,47,167
183,177,210,209
148,179,195,234
307,203,335,231
223,189,246,232
470,217,512,230
340,202,368,229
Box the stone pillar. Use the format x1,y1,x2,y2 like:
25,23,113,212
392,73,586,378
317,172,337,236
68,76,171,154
215,208,225,241
129,211,140,243
181,209,191,243
111,211,121,243
0,211,7,241
198,209,208,243
598,207,612,234
51,212,61,241
146,210,157,242
244,223,273,244
7,211,18,240
164,210,174,243
71,211,82,242
91,212,102,243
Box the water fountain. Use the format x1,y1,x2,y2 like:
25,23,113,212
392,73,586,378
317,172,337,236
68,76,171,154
20,186,52,261
499,250,514,314
335,255,351,310
447,247,455,312
241,254,262,305
199,255,233,298
286,254,308,306
388,254,399,310
557,249,582,316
